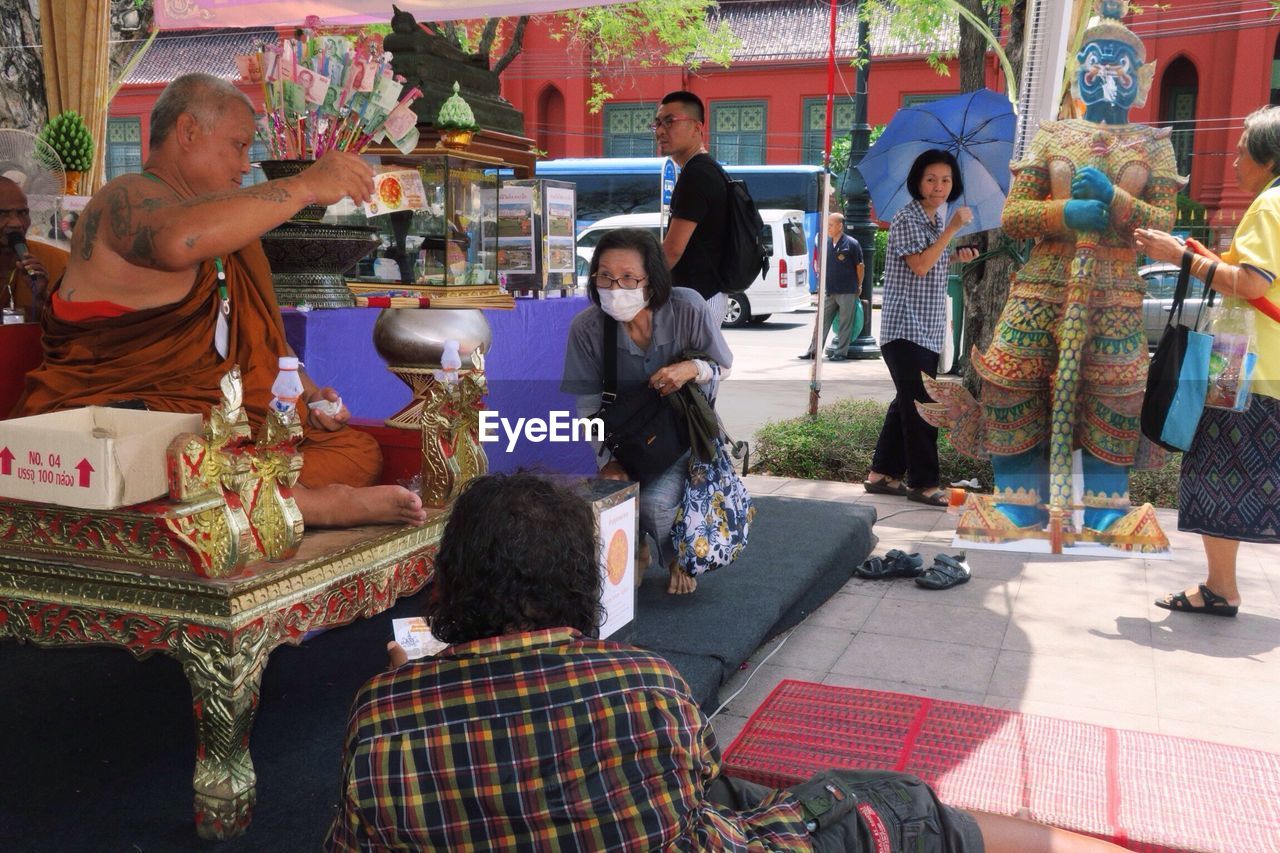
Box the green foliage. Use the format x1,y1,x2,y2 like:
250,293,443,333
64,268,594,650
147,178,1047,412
827,124,884,176
550,0,739,112
858,0,1018,92
873,227,888,288
39,110,94,172
753,398,1181,508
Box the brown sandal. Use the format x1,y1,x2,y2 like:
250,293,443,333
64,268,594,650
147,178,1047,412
907,488,948,507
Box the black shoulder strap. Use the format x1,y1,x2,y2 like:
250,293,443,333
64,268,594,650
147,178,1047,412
602,318,618,400
1193,260,1218,329
1170,250,1194,328
700,153,730,187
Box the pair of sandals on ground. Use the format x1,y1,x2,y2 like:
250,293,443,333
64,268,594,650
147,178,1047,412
855,549,971,590
864,475,949,507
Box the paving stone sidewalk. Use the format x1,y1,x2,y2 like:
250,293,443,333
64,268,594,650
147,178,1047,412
710,475,1280,758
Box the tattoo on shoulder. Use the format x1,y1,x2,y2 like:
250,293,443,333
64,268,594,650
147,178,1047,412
78,208,103,261
87,183,173,268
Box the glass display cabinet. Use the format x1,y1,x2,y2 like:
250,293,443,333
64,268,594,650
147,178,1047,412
498,179,578,295
378,152,500,287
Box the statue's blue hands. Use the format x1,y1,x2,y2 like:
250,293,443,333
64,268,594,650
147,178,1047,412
1064,199,1110,232
1070,167,1114,204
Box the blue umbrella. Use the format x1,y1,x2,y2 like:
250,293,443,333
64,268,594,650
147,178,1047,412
856,89,1016,236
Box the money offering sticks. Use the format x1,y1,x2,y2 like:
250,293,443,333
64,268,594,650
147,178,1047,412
236,24,424,160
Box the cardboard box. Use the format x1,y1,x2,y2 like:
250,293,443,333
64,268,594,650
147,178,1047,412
0,407,202,510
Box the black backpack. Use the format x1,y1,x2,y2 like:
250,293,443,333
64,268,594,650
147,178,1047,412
711,163,769,293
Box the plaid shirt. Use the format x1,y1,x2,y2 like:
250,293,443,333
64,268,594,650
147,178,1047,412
325,628,811,852
879,200,951,352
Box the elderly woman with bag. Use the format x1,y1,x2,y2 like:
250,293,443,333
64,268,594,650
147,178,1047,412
1134,105,1280,617
561,228,733,595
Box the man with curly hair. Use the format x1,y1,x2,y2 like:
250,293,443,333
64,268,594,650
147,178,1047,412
327,472,1127,852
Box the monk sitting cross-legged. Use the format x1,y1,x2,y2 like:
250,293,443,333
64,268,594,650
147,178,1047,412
14,73,426,528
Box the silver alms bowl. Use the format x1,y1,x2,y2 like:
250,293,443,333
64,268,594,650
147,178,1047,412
372,308,492,368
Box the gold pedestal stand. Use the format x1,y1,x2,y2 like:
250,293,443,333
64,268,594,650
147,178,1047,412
384,354,490,510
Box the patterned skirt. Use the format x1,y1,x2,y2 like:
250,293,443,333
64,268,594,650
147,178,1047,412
1178,394,1280,542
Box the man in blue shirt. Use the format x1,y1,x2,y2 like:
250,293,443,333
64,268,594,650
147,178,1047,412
800,213,864,361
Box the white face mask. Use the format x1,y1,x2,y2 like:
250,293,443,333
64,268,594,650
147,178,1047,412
598,287,649,322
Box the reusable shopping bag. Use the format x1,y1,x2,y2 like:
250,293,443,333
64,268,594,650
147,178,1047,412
1140,251,1216,452
671,435,754,577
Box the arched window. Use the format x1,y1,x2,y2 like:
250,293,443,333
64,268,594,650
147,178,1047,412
1272,35,1280,105
1159,57,1198,182
536,85,566,160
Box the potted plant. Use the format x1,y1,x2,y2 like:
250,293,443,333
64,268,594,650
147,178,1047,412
435,82,480,150
38,110,94,194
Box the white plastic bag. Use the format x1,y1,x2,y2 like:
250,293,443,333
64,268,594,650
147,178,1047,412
1204,298,1257,411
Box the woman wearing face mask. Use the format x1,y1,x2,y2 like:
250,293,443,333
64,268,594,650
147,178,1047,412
561,228,733,595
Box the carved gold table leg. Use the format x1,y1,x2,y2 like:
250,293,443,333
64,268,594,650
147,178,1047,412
419,363,489,510
179,624,274,840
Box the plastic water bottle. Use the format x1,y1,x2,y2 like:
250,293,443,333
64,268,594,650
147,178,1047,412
441,339,462,372
433,339,462,385
270,356,304,413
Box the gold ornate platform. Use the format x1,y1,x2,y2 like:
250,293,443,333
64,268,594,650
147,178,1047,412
0,513,445,840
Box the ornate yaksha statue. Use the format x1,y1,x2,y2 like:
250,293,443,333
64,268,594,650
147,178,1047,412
921,0,1182,551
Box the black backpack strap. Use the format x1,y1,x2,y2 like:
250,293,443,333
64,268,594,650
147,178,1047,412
602,318,618,402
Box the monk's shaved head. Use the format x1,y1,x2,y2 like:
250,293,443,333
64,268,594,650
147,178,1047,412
150,73,253,149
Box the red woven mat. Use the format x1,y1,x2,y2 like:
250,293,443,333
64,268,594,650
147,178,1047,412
722,680,1280,853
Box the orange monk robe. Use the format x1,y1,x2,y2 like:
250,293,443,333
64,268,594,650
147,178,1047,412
0,238,68,317
15,240,380,490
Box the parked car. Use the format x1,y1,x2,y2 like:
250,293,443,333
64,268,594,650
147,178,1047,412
575,210,812,327
1140,262,1207,346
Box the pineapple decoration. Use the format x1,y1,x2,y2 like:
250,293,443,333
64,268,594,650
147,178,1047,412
39,111,95,194
436,82,480,150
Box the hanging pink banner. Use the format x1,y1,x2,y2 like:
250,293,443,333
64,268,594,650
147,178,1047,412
155,0,619,29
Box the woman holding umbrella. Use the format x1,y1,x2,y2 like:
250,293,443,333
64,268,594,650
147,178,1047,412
865,150,978,504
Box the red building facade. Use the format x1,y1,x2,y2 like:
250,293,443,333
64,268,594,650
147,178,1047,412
104,2,1280,226
498,0,1280,226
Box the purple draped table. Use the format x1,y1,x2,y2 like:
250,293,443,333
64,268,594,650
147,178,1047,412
282,298,596,477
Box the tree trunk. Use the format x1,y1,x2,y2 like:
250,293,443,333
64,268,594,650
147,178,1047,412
492,17,529,76
1005,0,1027,85
957,0,987,93
956,0,1027,395
960,246,1015,394
0,0,47,133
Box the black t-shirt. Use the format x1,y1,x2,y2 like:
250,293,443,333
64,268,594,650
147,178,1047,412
669,153,728,299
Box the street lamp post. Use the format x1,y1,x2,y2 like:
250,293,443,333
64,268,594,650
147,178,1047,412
841,12,880,359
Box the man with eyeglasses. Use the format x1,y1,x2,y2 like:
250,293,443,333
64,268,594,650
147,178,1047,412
654,91,731,325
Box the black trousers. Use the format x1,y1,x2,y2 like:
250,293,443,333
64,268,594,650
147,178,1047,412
871,338,940,491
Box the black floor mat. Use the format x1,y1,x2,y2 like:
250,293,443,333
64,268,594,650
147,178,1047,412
0,495,875,850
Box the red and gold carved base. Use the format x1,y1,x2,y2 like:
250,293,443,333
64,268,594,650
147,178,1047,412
0,518,443,840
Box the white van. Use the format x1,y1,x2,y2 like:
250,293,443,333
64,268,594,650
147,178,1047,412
575,209,811,327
